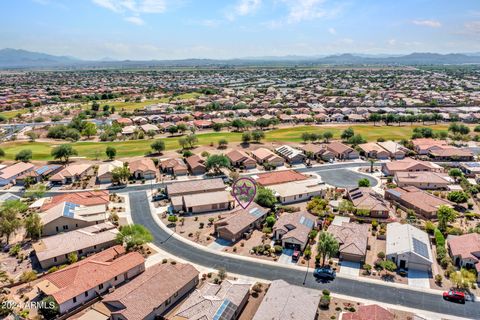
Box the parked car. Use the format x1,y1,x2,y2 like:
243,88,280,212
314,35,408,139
292,250,300,262
398,268,408,277
152,193,168,201
314,267,336,280
443,290,465,304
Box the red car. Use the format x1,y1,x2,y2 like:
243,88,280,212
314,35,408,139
292,250,300,262
443,290,465,303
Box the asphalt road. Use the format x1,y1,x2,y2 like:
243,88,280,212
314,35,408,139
129,191,479,319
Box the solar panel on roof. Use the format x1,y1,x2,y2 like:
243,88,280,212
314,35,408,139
249,207,264,218
62,202,79,218
35,165,50,175
213,299,237,320
412,237,429,259
299,216,314,228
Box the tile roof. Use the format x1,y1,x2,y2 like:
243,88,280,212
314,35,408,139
128,158,157,173
166,178,225,196
215,206,269,236
448,233,480,262
255,170,308,186
386,186,451,214
383,158,441,173
327,222,369,256
347,187,389,212
394,171,452,184
273,211,316,245
183,191,233,208
40,201,108,225
40,190,110,211
49,164,91,181
185,155,206,170
226,149,254,163
0,162,35,180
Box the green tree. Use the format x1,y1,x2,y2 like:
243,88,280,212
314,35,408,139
116,224,153,250
167,125,178,136
151,140,165,154
255,187,278,208
185,134,198,148
447,191,469,204
218,139,228,149
15,149,32,162
206,154,230,173
251,130,265,143
0,200,27,244
51,144,78,163
68,252,78,264
317,232,339,266
369,113,382,126
81,122,97,138
450,268,477,289
25,184,46,200
437,205,457,232
242,132,252,144
38,296,59,319
358,178,371,187
265,215,276,227
26,131,37,142
341,127,354,140
106,146,117,160
112,165,131,185
338,199,354,214
0,148,4,158
24,213,43,240
448,168,463,181
323,131,333,142
301,132,311,143
231,119,246,131
177,123,188,134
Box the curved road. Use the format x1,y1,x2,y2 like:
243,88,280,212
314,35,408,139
129,191,479,319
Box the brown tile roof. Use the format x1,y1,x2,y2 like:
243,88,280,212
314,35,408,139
128,158,157,173
341,304,394,320
226,149,254,163
49,164,91,181
327,222,369,256
38,246,144,305
429,147,474,157
273,211,316,244
185,155,206,170
215,206,269,236
448,233,480,262
255,170,308,186
104,263,199,320
347,187,389,212
325,141,353,154
251,148,277,161
386,186,452,214
166,178,225,196
299,143,324,154
0,162,35,179
394,171,451,184
40,190,110,211
383,157,440,173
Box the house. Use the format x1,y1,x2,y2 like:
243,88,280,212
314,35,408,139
226,150,256,169
121,125,137,135
394,171,453,190
358,142,390,160
251,148,285,167
173,280,250,320
273,211,316,251
386,222,433,271
116,118,133,126
0,192,21,205
214,206,269,242
185,155,206,175
33,222,118,269
128,158,157,180
327,222,369,262
39,190,110,212
140,123,159,133
347,187,390,218
252,279,321,320
254,170,308,186
159,158,189,176
166,178,226,198
103,263,199,320
459,162,480,177
97,160,124,184
40,202,109,236
341,304,394,320
0,162,35,186
325,141,359,160
411,138,448,155
377,141,408,159
299,143,335,161
15,164,62,185
448,233,480,281
275,145,305,164
381,158,442,176
49,164,92,185
172,191,236,214
429,147,475,161
385,186,452,219
36,246,145,314
267,179,327,204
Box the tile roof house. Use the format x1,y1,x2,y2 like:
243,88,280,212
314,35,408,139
254,170,308,186
252,279,321,320
412,138,449,155
429,147,475,161
251,148,285,167
341,304,394,320
347,187,390,218
358,142,390,160
377,141,408,159
33,222,118,269
214,206,269,242
39,190,110,212
275,145,305,164
448,233,480,280
185,155,207,175
49,163,92,185
327,222,369,262
103,262,199,320
226,150,256,169
16,164,62,185
166,178,226,197
97,160,124,184
273,211,317,251
128,159,157,180
0,162,35,186
173,190,236,214
325,141,359,160
385,186,452,219
159,158,189,176
36,245,145,314
386,222,433,271
267,179,327,204
394,171,453,190
381,157,442,176
173,280,250,320
299,143,335,161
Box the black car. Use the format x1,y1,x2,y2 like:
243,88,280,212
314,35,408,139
313,267,336,280
152,193,168,201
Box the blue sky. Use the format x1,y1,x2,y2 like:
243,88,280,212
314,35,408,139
1,0,479,60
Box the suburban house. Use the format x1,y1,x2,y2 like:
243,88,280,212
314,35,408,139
102,263,199,320
381,158,442,176
377,141,408,159
252,279,321,320
38,190,110,212
40,202,109,236
0,192,21,205
166,178,226,198
0,162,35,186
447,233,480,281
412,138,449,155
299,143,335,161
97,160,124,184
275,145,305,164
214,206,269,242
36,246,145,314
385,186,452,219
128,159,157,180
327,222,369,262
429,147,475,161
49,164,92,185
386,222,433,271
251,148,285,167
325,141,359,160
394,171,453,190
173,280,250,320
347,187,390,218
15,164,62,185
185,155,206,175
358,142,390,160
226,149,257,169
273,211,316,251
254,170,308,186
267,179,327,204
172,191,236,214
159,158,189,176
459,162,480,177
341,304,394,320
33,222,118,269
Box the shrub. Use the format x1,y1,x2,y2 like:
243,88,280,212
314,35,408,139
434,228,445,248
167,215,178,223
436,246,447,261
199,222,205,229
425,221,436,234
322,289,330,296
377,251,385,259
274,245,283,254
320,295,331,309
435,274,443,284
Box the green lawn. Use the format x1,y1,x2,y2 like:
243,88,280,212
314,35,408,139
0,108,29,119
0,124,453,161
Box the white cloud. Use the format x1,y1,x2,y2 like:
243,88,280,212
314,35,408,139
328,27,336,35
125,16,145,25
387,39,397,46
412,19,441,28
235,0,261,16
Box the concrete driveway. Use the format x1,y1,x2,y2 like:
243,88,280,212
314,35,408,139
208,238,232,251
339,261,361,277
408,270,431,289
277,248,297,265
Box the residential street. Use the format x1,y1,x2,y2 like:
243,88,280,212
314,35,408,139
129,191,480,320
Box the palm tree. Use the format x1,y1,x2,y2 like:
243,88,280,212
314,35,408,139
317,232,339,266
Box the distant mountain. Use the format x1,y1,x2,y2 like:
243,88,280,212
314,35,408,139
1,48,480,69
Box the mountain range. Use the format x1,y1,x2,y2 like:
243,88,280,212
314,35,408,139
1,48,480,69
